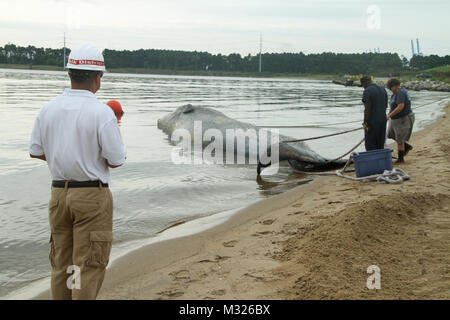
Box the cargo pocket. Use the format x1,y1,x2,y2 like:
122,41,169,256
49,235,56,268
86,231,113,268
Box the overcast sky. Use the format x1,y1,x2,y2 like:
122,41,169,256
1,0,449,58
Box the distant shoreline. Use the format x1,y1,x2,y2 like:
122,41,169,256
2,63,448,84
0,63,336,80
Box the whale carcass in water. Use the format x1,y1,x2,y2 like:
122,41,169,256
157,104,346,174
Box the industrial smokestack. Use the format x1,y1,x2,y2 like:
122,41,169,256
411,40,415,57
416,38,421,55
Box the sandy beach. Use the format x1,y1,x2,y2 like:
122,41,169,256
36,104,450,300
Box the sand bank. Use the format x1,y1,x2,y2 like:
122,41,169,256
39,104,450,300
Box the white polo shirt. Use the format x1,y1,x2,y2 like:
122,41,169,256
29,89,126,183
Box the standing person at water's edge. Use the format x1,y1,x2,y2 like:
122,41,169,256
29,44,126,300
360,75,388,150
386,78,415,163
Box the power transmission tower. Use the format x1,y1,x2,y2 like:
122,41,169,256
259,35,262,73
63,32,66,69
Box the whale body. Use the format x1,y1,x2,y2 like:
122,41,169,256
157,104,346,173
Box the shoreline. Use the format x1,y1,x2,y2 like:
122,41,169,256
2,64,448,84
32,101,450,300
0,65,335,80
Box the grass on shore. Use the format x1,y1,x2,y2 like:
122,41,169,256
424,65,450,83
398,65,450,84
0,64,64,71
424,65,450,73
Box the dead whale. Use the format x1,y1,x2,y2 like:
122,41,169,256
157,104,346,174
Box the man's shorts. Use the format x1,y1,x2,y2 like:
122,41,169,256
387,112,415,145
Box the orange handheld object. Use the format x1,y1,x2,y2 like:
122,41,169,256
106,100,124,120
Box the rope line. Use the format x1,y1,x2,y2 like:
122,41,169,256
260,119,362,128
325,137,365,163
413,97,449,109
292,137,364,176
283,127,363,143
260,98,449,130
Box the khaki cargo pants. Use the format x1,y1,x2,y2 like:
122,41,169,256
48,183,113,300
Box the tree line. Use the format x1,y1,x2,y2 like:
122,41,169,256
0,43,448,74
409,54,450,70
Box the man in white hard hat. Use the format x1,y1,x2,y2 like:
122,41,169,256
29,44,126,300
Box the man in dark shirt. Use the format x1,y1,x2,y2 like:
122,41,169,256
360,76,388,150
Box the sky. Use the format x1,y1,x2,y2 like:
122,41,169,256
1,0,449,58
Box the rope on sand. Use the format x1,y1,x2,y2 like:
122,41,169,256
336,167,410,183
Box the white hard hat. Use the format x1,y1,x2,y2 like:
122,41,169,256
66,44,106,72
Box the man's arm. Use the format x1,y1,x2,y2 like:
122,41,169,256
99,119,127,168
30,154,46,161
387,103,405,119
361,88,371,131
29,114,46,160
388,89,406,119
363,102,372,133
363,102,372,124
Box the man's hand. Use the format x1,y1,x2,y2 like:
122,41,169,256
106,160,122,168
363,102,372,132
389,103,404,119
30,154,46,161
362,122,370,133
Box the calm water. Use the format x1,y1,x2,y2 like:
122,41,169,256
0,68,448,298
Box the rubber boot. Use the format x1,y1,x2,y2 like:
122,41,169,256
404,142,413,156
395,150,405,163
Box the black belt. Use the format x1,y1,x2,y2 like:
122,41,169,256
52,181,109,188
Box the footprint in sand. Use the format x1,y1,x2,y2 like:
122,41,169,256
170,269,190,280
260,219,275,225
252,231,274,237
222,240,238,247
198,255,231,262
157,290,184,298
288,210,304,216
215,255,231,261
211,289,226,296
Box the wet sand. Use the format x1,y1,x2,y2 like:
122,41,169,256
38,104,450,300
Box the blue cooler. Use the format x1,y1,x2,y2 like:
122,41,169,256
351,149,393,177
